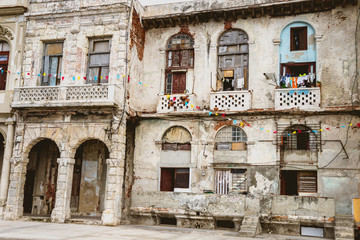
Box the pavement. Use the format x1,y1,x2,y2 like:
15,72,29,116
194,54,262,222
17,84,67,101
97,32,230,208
0,220,332,240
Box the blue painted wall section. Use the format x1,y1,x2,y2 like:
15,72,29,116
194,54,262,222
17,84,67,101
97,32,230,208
280,22,316,64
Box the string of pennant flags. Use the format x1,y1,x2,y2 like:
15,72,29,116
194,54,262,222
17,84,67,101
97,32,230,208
0,70,127,82
137,80,360,133
2,70,359,132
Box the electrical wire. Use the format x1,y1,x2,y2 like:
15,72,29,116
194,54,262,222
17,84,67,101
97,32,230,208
320,5,359,169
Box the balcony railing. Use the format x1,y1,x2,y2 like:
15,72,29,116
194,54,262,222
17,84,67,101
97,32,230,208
12,84,121,108
210,91,251,111
157,94,196,113
275,88,320,110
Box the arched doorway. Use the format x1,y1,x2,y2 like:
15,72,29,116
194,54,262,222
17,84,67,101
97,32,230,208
71,139,109,217
23,139,60,216
0,133,4,180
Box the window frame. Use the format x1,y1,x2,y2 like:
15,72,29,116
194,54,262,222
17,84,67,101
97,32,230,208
41,42,63,86
290,26,308,51
215,169,247,194
165,34,194,94
0,41,10,90
160,168,190,192
217,29,249,91
86,38,111,84
281,170,317,195
215,126,247,151
281,125,317,151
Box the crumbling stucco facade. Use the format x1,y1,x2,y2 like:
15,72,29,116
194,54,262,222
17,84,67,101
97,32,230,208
0,0,359,239
2,0,131,226
127,0,360,238
0,0,27,218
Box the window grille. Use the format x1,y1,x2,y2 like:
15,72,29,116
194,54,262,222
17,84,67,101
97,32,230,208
276,123,321,151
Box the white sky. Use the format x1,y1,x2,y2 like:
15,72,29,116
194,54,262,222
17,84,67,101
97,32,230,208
138,0,193,6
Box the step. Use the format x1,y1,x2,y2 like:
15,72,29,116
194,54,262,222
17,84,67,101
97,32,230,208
239,230,256,237
240,226,258,232
335,226,355,234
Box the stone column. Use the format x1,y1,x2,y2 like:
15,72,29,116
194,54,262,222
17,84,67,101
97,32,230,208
101,158,124,226
0,118,15,218
3,157,29,220
51,158,75,223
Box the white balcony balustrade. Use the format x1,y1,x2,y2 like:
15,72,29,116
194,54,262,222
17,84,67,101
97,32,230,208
275,88,320,110
12,84,121,108
210,91,251,111
157,94,196,113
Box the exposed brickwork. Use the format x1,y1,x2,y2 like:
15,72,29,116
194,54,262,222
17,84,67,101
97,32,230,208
130,9,145,61
179,25,195,38
224,19,236,30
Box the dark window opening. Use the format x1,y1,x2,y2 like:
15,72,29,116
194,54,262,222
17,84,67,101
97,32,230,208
216,220,235,229
160,217,177,225
281,170,317,195
290,27,307,51
217,30,249,91
281,125,317,151
160,168,189,191
42,42,63,86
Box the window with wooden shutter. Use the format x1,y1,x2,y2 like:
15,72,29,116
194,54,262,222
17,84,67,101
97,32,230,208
160,168,189,191
87,39,111,84
0,41,9,90
290,27,307,51
165,34,194,94
298,171,317,193
42,42,63,86
216,169,247,194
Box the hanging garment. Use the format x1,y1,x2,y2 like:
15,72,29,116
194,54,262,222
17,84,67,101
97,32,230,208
292,77,298,88
236,78,245,89
297,75,308,87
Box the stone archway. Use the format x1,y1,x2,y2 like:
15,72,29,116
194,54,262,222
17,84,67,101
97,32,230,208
71,139,109,217
23,139,60,216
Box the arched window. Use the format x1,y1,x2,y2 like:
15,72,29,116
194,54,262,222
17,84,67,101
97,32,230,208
160,126,191,192
215,126,247,150
281,125,317,151
217,29,249,91
0,41,10,90
279,22,316,88
165,34,194,95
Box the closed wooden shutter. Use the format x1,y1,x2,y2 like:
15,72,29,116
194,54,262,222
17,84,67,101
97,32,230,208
172,72,186,94
298,171,317,193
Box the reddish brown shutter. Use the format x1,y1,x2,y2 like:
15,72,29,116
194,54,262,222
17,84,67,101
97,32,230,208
0,64,7,90
300,27,307,50
172,72,186,94
160,168,174,191
298,171,317,193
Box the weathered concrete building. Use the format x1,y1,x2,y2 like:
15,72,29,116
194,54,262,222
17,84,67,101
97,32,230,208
126,0,360,239
3,0,133,226
0,0,359,239
0,0,28,218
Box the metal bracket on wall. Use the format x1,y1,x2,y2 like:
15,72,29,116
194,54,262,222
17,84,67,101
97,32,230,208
322,140,349,159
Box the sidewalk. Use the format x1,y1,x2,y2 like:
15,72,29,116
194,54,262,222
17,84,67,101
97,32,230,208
0,220,331,240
